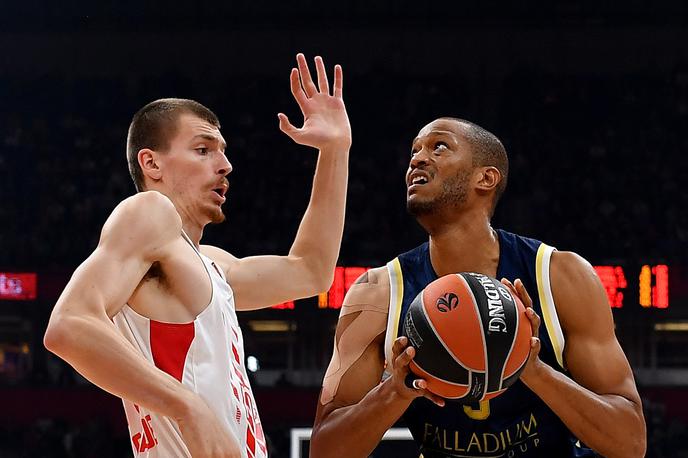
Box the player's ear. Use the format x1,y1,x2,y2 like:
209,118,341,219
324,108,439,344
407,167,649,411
475,166,501,193
138,149,163,182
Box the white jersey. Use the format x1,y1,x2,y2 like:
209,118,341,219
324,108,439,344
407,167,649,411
112,234,267,458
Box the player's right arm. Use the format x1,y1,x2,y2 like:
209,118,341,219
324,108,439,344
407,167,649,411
310,268,444,458
44,191,240,458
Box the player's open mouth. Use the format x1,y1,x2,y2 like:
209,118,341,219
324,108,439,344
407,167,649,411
211,185,228,203
408,171,430,192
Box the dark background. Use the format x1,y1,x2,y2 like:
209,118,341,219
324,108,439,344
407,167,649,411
1,1,688,457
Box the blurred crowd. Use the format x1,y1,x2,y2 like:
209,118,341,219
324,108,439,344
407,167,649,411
1,66,686,271
1,52,687,457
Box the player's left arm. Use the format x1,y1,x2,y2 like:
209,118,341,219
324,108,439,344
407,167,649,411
510,251,646,458
202,54,350,310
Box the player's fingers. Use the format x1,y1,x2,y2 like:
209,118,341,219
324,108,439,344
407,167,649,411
514,278,533,308
392,336,408,359
289,68,308,107
296,53,317,98
525,307,541,334
530,335,541,356
278,113,300,137
394,345,415,369
333,64,343,98
314,56,330,96
422,391,446,407
500,277,517,296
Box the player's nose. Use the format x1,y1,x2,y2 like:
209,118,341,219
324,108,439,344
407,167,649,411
217,154,232,176
410,147,430,169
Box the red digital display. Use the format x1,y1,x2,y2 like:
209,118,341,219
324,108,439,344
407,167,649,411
0,273,37,300
319,266,371,309
269,264,669,311
271,301,295,310
594,266,627,308
639,264,669,309
652,265,669,309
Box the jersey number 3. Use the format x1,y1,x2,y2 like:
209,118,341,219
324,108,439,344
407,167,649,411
463,400,490,420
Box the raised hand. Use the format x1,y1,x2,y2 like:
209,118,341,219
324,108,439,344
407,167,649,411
278,53,351,152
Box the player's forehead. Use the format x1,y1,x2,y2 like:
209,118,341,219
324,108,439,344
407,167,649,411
413,118,465,144
174,112,227,149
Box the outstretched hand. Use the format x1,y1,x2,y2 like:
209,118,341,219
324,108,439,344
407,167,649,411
278,53,351,152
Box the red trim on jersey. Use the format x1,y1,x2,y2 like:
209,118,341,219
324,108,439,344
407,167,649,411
150,321,195,382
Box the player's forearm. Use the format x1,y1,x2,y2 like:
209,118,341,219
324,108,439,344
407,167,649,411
311,378,410,458
44,311,194,420
289,147,349,291
523,364,646,458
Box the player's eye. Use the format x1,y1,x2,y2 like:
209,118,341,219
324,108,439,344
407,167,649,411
434,142,448,151
196,147,209,155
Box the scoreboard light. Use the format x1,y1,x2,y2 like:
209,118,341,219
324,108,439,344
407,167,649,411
639,264,669,309
271,301,295,310
0,273,37,300
593,265,627,308
270,264,670,311
319,266,371,309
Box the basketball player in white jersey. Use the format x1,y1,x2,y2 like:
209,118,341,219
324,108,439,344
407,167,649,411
44,54,350,458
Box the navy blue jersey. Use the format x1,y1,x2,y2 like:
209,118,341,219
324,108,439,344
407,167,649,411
382,229,597,458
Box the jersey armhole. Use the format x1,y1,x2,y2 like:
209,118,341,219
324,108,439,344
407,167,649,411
535,244,567,370
382,258,404,379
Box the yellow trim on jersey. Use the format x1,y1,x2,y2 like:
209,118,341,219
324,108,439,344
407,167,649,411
384,258,405,370
391,258,404,341
535,244,566,369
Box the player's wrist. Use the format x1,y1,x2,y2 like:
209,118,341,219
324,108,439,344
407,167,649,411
519,358,551,389
380,374,416,406
168,389,203,422
317,137,352,155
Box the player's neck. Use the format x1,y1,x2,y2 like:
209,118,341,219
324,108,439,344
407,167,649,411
427,214,499,277
181,223,204,248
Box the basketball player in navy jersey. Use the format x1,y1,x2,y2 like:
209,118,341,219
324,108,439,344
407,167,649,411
44,54,350,458
311,118,646,458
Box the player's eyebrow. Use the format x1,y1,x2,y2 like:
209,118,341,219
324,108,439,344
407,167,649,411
411,130,459,147
191,134,227,151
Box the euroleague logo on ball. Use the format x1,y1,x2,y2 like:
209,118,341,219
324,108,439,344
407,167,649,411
435,293,459,312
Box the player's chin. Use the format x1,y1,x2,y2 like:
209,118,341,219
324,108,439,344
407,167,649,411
207,206,226,224
406,196,435,217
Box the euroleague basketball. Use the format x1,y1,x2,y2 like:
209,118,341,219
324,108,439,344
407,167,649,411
402,272,532,403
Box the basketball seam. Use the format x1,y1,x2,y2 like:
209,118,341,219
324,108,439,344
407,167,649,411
459,273,489,401
418,287,473,374
499,288,519,389
410,361,470,399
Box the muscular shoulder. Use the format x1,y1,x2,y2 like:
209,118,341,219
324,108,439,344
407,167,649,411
199,245,238,273
550,250,614,335
341,266,389,315
100,191,182,261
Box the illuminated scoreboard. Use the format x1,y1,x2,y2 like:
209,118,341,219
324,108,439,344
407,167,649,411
271,264,670,310
639,264,669,309
0,273,37,300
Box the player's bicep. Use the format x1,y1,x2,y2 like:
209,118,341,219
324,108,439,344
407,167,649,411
553,252,640,401
227,255,320,309
57,245,151,319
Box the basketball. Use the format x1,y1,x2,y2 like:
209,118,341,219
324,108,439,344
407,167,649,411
402,272,532,403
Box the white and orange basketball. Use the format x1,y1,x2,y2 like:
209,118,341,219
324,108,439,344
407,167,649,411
402,272,532,402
